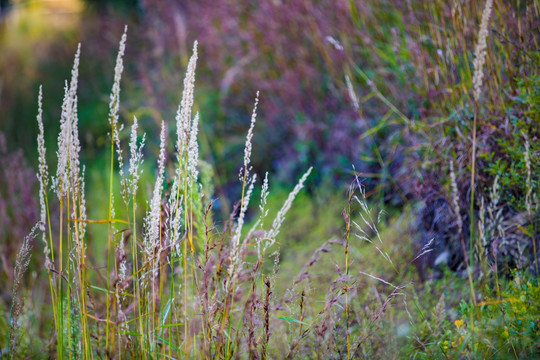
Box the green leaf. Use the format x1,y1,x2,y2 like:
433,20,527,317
273,315,309,326
118,331,142,337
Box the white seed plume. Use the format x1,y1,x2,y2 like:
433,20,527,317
267,167,313,241
55,81,71,198
233,174,259,281
449,160,463,234
68,44,81,185
70,92,81,193
71,165,87,265
228,93,261,275
240,174,257,244
487,175,501,227
55,44,81,198
229,173,257,279
116,234,128,322
126,117,146,205
36,86,52,269
109,26,128,182
167,178,184,256
472,0,493,102
242,92,259,180
188,112,200,183
345,75,360,112
36,89,48,200
259,172,270,224
36,86,48,227
176,41,198,158
478,197,487,249
77,166,87,240
256,172,270,257
326,35,344,51
117,237,127,298
144,122,167,278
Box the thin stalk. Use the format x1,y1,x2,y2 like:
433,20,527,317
466,103,479,352
467,106,478,307
131,192,144,355
58,199,64,359
223,163,248,357
66,189,73,360
71,174,92,359
345,184,353,359
183,167,190,356
106,134,115,352
44,194,58,328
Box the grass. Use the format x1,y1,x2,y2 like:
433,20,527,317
1,0,539,359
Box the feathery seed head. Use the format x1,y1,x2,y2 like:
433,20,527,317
243,92,259,176
10,223,40,353
256,172,270,257
449,160,463,234
157,121,167,181
36,86,48,229
144,121,167,266
109,26,127,128
36,87,52,269
55,44,81,198
55,81,71,194
167,179,184,256
345,75,359,112
127,116,145,204
69,93,81,191
229,173,257,281
260,172,269,216
176,41,198,158
267,167,313,242
487,175,500,221
188,112,200,183
109,26,128,184
78,166,87,240
68,43,81,105
472,0,493,102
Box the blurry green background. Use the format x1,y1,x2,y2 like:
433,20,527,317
1,0,537,267
0,0,419,193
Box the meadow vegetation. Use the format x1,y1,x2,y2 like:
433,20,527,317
0,0,538,359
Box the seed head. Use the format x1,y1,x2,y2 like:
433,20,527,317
472,0,493,102
176,41,198,158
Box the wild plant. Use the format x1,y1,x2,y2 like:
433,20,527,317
26,27,338,358
12,23,428,357
7,224,39,359
5,1,536,357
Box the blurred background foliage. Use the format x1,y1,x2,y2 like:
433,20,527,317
1,0,538,269
0,0,537,259
1,0,417,197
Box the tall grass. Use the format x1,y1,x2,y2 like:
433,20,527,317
3,0,538,358
8,30,410,359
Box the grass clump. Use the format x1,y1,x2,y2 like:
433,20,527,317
4,29,408,359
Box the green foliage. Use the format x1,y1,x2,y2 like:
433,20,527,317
448,275,539,359
481,74,540,210
405,272,540,359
